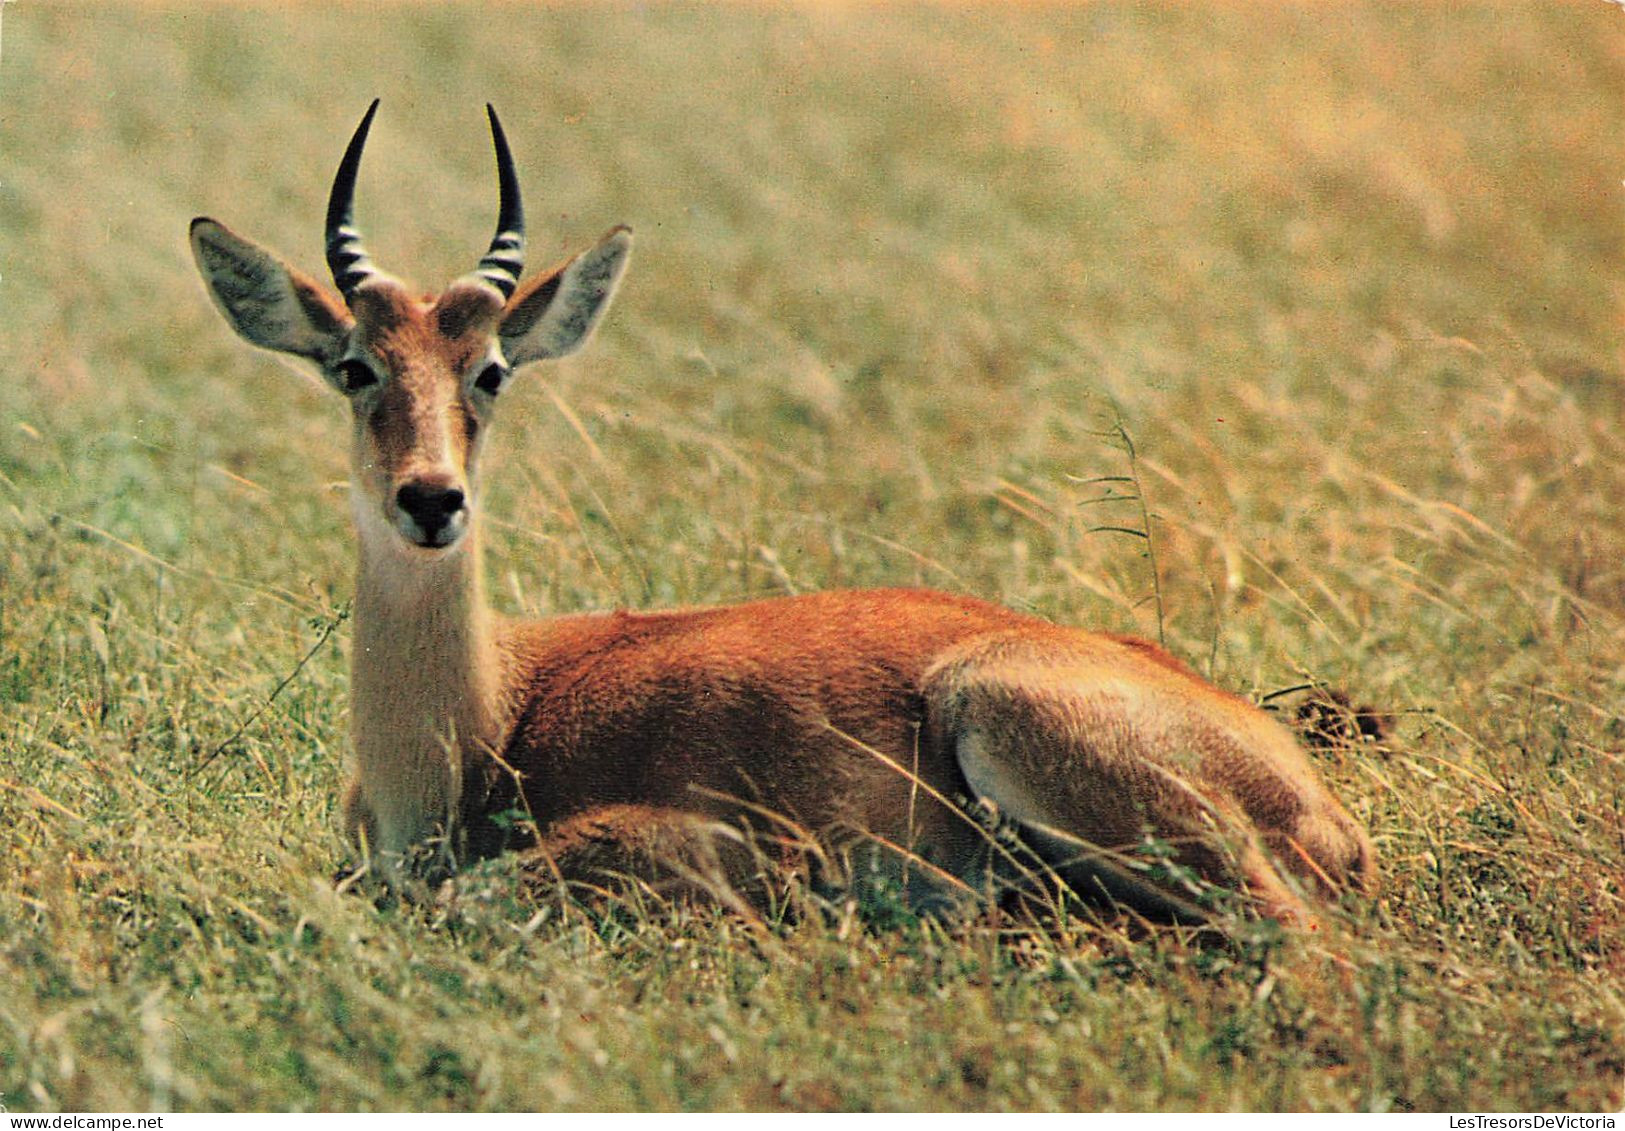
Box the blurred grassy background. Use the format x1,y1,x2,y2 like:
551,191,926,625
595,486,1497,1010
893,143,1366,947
1,0,1621,1112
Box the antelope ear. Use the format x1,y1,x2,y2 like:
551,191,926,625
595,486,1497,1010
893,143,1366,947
190,217,352,362
498,226,631,366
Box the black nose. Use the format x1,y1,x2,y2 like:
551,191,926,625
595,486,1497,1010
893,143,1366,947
396,481,466,541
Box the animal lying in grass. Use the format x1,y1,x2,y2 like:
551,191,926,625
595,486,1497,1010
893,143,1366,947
190,102,1375,926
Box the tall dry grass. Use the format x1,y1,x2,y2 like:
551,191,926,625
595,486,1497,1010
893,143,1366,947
0,1,1620,1112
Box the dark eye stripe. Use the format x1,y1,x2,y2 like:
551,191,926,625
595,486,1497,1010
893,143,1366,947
335,359,378,392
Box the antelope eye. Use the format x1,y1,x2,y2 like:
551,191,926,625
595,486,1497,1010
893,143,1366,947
474,362,508,396
334,359,378,393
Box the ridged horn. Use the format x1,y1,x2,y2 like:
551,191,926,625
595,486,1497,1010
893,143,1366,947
325,99,382,303
470,104,526,300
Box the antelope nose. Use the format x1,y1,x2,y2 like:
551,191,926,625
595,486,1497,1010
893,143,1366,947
395,481,466,542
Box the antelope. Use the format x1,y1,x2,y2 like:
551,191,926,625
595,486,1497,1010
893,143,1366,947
190,102,1375,925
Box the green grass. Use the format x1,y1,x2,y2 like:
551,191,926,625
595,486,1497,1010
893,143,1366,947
2,0,1622,1113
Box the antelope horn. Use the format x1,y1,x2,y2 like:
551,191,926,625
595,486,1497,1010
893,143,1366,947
325,99,382,303
470,104,526,300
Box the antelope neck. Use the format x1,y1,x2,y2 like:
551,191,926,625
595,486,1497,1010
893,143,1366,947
349,511,504,853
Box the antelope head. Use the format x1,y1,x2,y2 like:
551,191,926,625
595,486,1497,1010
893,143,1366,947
190,100,631,558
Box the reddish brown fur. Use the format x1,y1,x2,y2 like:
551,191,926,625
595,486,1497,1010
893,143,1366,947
350,284,500,503
190,201,1376,925
433,588,1375,920
474,591,1019,873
